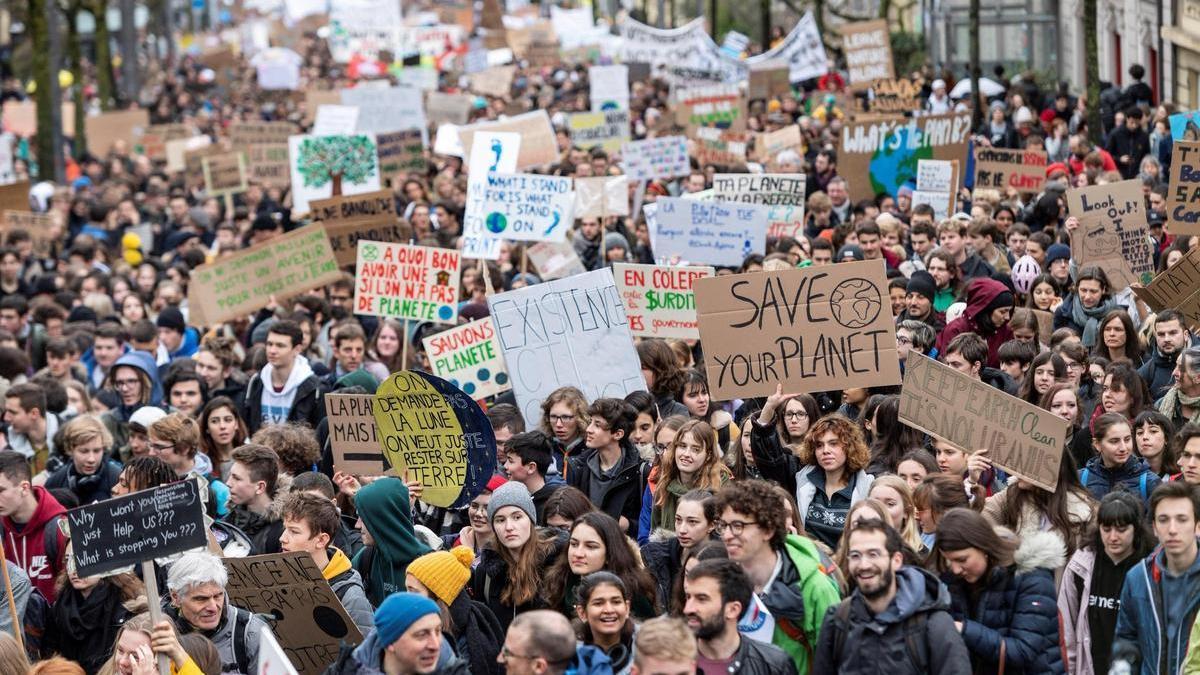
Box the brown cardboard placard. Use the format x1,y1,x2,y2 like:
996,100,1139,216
376,129,426,179
676,85,747,134
867,79,923,114
1,210,54,255
694,259,901,400
756,125,803,163
692,130,749,167
426,92,474,127
85,109,150,156
223,553,364,675
470,65,517,99
973,146,1048,195
138,124,193,161
246,143,291,188
303,90,342,125
0,181,30,213
839,113,971,202
458,110,558,170
1067,179,1154,289
187,224,342,326
748,65,791,100
2,101,77,137
1167,141,1200,235
310,190,411,266
201,152,248,197
229,121,297,146
184,143,224,184
899,352,1068,492
1132,244,1200,331
323,394,392,475
842,19,894,88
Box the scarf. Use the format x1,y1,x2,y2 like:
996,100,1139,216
651,479,693,531
1070,296,1116,347
1158,387,1200,426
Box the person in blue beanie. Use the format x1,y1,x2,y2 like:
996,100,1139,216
325,592,468,675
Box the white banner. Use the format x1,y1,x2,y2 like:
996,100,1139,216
478,173,575,243
745,12,829,82
621,136,689,182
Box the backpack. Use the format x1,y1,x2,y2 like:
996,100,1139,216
21,587,49,662
1079,469,1149,499
829,598,929,672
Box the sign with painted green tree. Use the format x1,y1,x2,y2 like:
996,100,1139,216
288,133,382,216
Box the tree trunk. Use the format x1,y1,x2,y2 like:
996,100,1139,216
331,173,343,196
85,0,116,110
760,0,770,47
66,2,87,160
118,0,138,104
1084,0,1102,145
29,0,57,181
969,0,982,130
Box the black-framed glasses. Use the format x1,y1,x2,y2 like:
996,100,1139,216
713,519,757,536
500,646,537,662
782,411,808,421
548,414,574,424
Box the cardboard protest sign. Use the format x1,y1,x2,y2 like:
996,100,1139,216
376,129,426,179
1067,179,1154,288
288,133,382,215
842,20,894,87
712,173,807,239
0,181,30,213
188,224,342,326
749,65,791,100
757,125,803,163
230,121,297,146
258,628,299,675
324,393,391,475
899,352,1067,491
166,136,211,173
462,131,521,260
973,146,1048,194
353,241,461,323
1,211,55,256
653,197,770,267
489,269,646,426
676,85,747,133
622,136,690,182
302,90,341,125
426,93,474,126
693,130,749,167
575,176,630,218
911,190,953,220
139,124,193,161
916,159,955,193
478,172,575,243
1167,141,1200,235
567,110,631,154
67,480,207,577
590,65,629,110
311,190,409,266
527,240,586,280
341,86,425,135
84,109,150,156
458,111,558,170
247,143,291,188
422,318,512,399
613,263,714,339
1132,244,1200,330
224,553,364,675
374,371,497,507
839,114,972,202
868,79,923,114
470,66,516,98
202,152,248,197
313,105,360,136
694,260,901,400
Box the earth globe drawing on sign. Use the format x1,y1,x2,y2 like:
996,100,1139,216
868,125,934,197
485,212,507,234
829,278,882,329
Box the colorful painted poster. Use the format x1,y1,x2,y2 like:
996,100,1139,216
478,172,575,243
613,263,714,339
422,318,512,399
288,133,382,215
353,241,461,323
622,136,690,182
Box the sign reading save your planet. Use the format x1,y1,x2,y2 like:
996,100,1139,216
373,370,496,508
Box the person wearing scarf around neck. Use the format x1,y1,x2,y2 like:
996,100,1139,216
1055,265,1118,348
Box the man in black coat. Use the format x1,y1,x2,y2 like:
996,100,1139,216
1105,106,1151,179
566,398,643,537
814,519,971,675
241,320,325,435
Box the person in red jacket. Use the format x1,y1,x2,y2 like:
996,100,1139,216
0,450,67,601
936,278,1015,369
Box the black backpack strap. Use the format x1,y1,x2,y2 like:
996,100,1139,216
44,515,62,573
231,609,250,673
830,598,854,663
902,612,930,672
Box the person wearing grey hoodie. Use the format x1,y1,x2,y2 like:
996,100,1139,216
242,320,325,435
814,519,970,675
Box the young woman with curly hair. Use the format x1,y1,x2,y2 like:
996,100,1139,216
538,386,590,477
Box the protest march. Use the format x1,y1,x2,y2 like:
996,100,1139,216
3,1,1200,674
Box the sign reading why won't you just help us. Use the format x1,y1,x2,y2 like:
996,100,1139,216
898,352,1068,491
694,259,901,400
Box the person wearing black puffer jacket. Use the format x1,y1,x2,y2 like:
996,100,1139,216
933,509,1066,675
567,399,646,538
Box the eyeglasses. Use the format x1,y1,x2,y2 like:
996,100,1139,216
896,335,912,346
783,411,808,421
1065,362,1085,372
548,414,574,424
500,646,537,662
149,442,176,453
113,378,141,389
653,442,669,454
712,519,757,536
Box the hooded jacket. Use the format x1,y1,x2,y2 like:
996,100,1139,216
759,534,843,675
100,350,164,455
324,547,375,635
566,440,645,537
351,478,431,607
324,630,469,675
814,566,971,675
1114,541,1200,675
221,474,291,556
165,598,265,675
942,530,1067,675
44,458,124,504
1,485,67,601
936,278,1014,368
1139,349,1180,402
1080,455,1161,505
242,355,324,434
468,528,567,632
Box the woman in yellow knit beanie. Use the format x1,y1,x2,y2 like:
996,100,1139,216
406,547,505,675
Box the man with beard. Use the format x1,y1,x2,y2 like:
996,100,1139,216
1140,310,1192,401
813,519,969,674
683,560,796,675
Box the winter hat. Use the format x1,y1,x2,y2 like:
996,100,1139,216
485,475,508,493
406,547,474,606
1044,243,1071,267
905,271,937,302
897,183,914,198
837,244,864,262
931,79,946,91
374,593,441,646
487,481,536,523
128,406,168,433
156,306,187,333
1010,255,1042,294
1045,162,1069,179
982,290,1015,317
459,302,490,322
603,231,631,252
1014,107,1034,125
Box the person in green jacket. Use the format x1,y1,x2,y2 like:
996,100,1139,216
351,477,432,607
713,479,841,675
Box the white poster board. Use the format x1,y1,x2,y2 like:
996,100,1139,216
461,131,521,259
653,197,770,267
478,173,575,243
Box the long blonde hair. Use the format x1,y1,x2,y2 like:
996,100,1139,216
869,475,924,553
654,420,728,507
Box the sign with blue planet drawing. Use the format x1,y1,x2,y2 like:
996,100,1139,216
479,172,575,243
422,317,512,400
353,240,461,324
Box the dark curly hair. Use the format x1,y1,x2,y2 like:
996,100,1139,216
712,480,788,550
